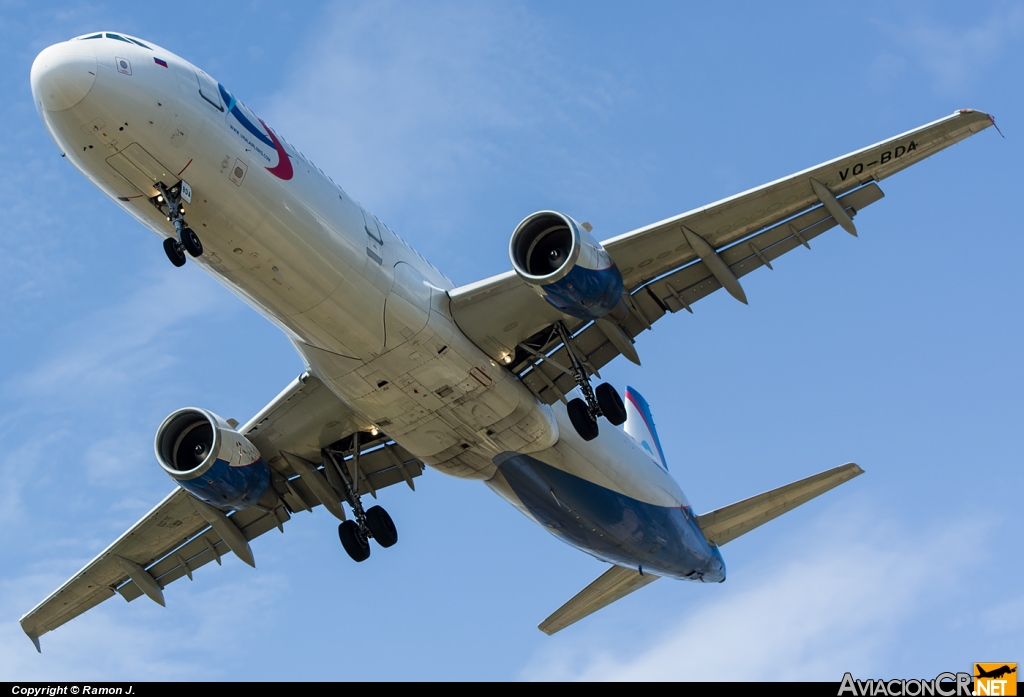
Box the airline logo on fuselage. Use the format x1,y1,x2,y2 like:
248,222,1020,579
218,84,293,180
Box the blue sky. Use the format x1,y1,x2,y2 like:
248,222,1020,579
1,0,1021,681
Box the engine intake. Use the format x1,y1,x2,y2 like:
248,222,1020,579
509,211,624,321
155,408,270,511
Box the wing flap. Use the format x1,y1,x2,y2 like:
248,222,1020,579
604,109,993,290
116,503,291,603
538,565,658,635
647,183,883,313
20,488,207,642
696,463,864,547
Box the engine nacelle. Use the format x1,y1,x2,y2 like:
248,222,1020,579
509,211,624,321
155,408,270,511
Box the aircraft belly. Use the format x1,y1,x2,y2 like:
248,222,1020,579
491,453,725,582
530,403,687,508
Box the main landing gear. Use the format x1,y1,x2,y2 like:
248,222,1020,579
326,432,399,563
554,322,628,442
152,182,202,267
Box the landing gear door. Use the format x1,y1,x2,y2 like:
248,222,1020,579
362,210,384,264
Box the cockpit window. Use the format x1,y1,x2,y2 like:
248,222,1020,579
73,32,151,49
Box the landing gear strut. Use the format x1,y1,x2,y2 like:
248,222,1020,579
152,182,202,266
325,431,399,562
554,321,627,441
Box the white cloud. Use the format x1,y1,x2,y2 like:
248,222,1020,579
521,507,985,681
264,1,619,230
0,560,290,680
5,268,227,405
0,268,229,532
872,7,1024,94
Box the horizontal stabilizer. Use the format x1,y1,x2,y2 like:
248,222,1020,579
697,463,863,547
539,564,657,635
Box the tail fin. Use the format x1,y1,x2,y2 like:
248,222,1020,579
623,386,668,469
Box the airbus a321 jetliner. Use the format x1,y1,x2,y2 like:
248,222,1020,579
21,33,994,649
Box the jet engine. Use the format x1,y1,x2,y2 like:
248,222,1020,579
155,408,270,511
509,211,624,321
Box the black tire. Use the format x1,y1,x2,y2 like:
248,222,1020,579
181,227,203,257
338,520,370,562
567,397,599,441
365,505,398,548
596,383,627,426
163,237,186,267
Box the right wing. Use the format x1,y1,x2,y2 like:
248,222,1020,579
449,110,995,404
19,372,425,651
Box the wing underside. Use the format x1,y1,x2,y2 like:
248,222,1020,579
20,372,425,650
449,110,995,402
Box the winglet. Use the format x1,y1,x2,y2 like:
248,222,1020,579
988,113,1005,139
22,624,41,653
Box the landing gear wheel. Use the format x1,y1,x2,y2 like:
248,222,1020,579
181,227,203,257
568,397,599,441
365,506,398,548
338,520,370,562
163,237,186,267
596,383,627,426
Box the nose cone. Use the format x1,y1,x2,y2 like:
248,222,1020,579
31,42,97,111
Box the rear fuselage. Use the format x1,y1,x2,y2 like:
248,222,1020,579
30,33,725,582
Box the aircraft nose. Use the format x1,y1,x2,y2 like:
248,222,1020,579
31,42,98,112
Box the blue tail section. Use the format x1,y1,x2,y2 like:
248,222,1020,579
623,386,668,470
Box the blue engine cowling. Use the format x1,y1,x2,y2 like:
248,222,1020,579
509,211,624,321
155,408,270,511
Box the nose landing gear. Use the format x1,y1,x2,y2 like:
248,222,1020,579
152,181,202,266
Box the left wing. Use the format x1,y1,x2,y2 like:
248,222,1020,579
20,372,424,651
538,565,656,635
449,110,995,403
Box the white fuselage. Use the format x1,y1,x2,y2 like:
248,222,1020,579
31,35,693,561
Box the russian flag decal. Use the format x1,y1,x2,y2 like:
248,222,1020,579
154,57,168,68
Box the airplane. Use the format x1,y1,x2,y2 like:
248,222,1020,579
976,665,1017,680
20,31,995,651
